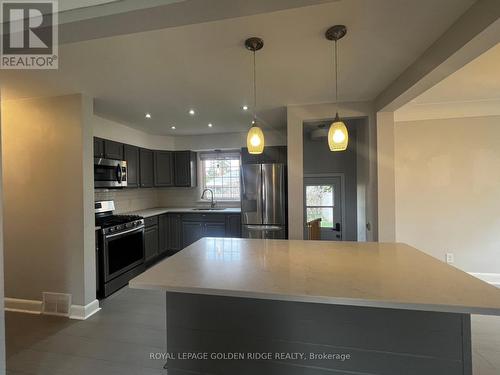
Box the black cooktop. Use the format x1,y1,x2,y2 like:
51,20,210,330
96,214,143,228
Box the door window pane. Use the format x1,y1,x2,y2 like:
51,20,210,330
306,185,333,206
305,184,335,228
306,207,334,228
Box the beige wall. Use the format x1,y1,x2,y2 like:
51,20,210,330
93,114,175,150
2,94,95,306
174,128,286,151
394,115,500,273
0,97,5,373
377,112,396,241
287,101,378,241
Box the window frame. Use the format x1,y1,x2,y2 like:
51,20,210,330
304,184,335,228
198,151,241,202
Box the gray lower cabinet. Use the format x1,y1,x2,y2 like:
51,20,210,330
159,214,181,256
144,225,159,262
167,214,182,252
143,213,241,263
225,214,241,238
204,222,226,237
182,221,204,248
158,214,168,255
181,214,235,248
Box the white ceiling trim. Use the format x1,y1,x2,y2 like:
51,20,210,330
395,98,500,122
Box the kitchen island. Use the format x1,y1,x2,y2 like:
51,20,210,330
130,238,500,375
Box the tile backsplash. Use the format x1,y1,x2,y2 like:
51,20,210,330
95,189,160,213
158,187,240,209
95,187,240,213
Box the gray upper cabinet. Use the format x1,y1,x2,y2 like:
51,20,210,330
154,151,174,187
174,151,197,187
123,144,139,188
94,137,200,190
94,137,105,158
104,140,124,160
139,148,154,188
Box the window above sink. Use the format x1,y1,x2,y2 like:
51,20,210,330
199,151,241,202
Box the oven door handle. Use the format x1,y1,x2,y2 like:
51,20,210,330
105,226,144,239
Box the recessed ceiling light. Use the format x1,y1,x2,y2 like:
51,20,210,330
188,109,195,116
145,113,152,119
242,105,248,111
208,123,213,128
171,126,176,130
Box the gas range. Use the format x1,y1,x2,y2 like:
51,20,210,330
96,214,144,235
95,201,146,298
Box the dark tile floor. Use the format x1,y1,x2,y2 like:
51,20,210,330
6,288,167,375
5,287,500,374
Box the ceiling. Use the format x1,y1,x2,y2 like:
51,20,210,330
396,42,500,121
0,0,475,135
412,42,500,104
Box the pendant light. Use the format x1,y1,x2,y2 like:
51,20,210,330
245,37,265,154
326,25,348,152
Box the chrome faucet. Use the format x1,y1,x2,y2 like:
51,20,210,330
201,188,216,208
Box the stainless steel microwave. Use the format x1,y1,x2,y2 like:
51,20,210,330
94,158,127,188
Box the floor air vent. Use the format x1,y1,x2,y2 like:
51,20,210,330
42,292,72,317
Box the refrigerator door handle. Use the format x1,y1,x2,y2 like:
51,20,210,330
246,225,283,231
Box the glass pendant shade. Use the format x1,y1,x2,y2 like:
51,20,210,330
328,115,348,152
247,123,265,154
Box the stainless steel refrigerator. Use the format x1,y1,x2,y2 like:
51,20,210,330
241,163,287,239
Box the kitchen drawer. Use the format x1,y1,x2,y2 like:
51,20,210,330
144,216,159,227
182,213,225,222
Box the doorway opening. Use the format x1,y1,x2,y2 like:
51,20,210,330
304,175,344,240
302,117,368,241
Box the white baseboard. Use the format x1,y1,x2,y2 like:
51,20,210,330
5,297,101,320
469,273,500,287
69,299,101,320
5,298,42,315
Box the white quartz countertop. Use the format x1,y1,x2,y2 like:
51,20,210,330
125,207,241,217
130,238,500,315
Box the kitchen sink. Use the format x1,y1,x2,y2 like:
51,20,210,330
191,208,226,211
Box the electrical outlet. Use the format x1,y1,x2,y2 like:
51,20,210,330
445,252,454,264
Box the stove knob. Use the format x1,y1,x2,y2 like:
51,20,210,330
109,227,115,233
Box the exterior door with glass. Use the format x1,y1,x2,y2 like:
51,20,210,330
304,176,343,241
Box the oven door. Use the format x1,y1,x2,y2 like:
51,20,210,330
94,158,127,188
102,226,144,283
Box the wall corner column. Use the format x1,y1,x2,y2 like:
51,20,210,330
376,112,396,242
